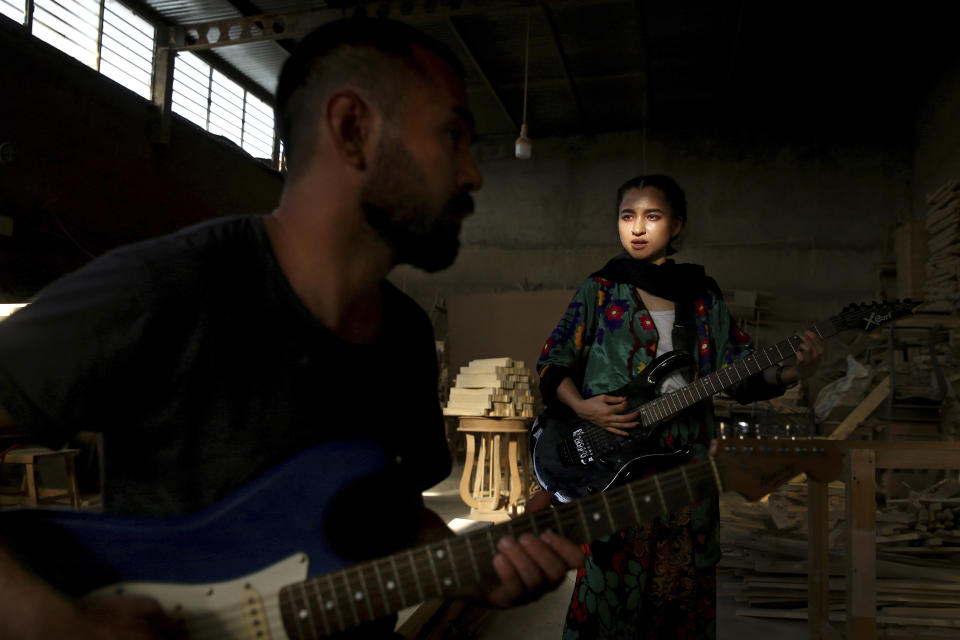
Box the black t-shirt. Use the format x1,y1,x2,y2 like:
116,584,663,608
0,215,451,518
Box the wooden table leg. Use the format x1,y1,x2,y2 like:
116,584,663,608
808,477,830,640
507,435,521,509
846,449,877,640
459,433,482,509
64,454,80,508
23,458,38,506
490,434,502,510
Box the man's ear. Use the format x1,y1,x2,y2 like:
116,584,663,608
326,90,375,171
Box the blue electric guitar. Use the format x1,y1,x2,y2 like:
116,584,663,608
532,300,918,502
1,438,844,639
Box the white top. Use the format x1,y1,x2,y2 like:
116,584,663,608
648,309,688,394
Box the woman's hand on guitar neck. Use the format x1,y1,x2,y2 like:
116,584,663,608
572,395,640,436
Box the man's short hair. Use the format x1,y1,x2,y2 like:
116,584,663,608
275,18,465,173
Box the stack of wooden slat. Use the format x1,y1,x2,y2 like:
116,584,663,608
720,477,960,635
442,357,537,418
923,179,960,302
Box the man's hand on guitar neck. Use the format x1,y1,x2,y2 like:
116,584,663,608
415,497,585,609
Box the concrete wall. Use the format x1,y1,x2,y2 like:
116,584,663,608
0,17,284,299
914,52,960,219
393,127,912,347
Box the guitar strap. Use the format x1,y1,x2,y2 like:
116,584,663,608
671,296,698,381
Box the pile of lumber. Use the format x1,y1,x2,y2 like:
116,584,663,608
720,477,960,634
442,357,537,418
923,178,960,303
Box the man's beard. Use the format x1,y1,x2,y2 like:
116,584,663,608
361,136,473,273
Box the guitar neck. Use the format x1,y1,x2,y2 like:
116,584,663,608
638,319,836,428
278,457,728,638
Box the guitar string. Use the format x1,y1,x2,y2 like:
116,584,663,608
156,454,778,638
590,306,892,441
180,464,729,637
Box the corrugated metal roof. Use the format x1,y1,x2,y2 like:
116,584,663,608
134,0,960,138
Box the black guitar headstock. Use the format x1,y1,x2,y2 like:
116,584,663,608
829,299,921,333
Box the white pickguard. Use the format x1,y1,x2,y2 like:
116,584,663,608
87,553,310,640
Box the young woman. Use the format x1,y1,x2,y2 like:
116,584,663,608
537,174,822,639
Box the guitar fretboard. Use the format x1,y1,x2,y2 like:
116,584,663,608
276,456,727,639
638,320,832,428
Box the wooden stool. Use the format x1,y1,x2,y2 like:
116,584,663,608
457,417,532,522
0,446,81,508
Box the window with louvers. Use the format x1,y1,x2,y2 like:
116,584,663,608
32,0,101,70
0,0,26,24
99,0,154,99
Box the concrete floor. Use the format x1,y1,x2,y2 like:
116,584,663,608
421,463,810,640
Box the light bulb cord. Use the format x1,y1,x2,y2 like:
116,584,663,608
521,12,529,129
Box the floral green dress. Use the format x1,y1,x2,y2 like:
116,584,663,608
537,272,766,640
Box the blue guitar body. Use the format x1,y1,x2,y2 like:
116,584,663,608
1,439,395,598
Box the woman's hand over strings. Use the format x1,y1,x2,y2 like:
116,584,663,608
573,395,640,436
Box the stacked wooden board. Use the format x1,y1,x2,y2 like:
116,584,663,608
923,178,960,303
442,357,538,418
720,478,960,636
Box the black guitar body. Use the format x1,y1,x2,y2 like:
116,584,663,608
531,351,695,502
531,299,920,502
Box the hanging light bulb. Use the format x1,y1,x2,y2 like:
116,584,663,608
515,13,532,160
515,124,532,159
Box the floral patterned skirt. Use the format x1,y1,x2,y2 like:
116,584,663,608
562,506,717,640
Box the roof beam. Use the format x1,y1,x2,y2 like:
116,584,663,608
446,14,518,132
540,3,584,130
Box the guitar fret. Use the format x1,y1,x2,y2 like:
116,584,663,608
388,556,408,609
813,323,825,339
775,343,784,359
707,375,717,393
762,350,773,367
576,499,591,540
407,550,426,602
653,475,668,515
444,538,462,589
290,582,311,640
485,528,497,561
423,544,445,594
601,491,617,532
680,467,694,502
307,577,333,637
355,566,375,621
626,482,641,524
327,573,346,632
341,570,361,628
465,535,482,583
372,561,391,615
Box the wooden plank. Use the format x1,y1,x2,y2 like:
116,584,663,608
829,377,890,440
846,448,877,640
808,478,832,640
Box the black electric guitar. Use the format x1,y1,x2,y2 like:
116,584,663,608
1,438,846,639
532,300,920,502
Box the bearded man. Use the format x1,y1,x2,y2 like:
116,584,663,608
0,18,582,639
